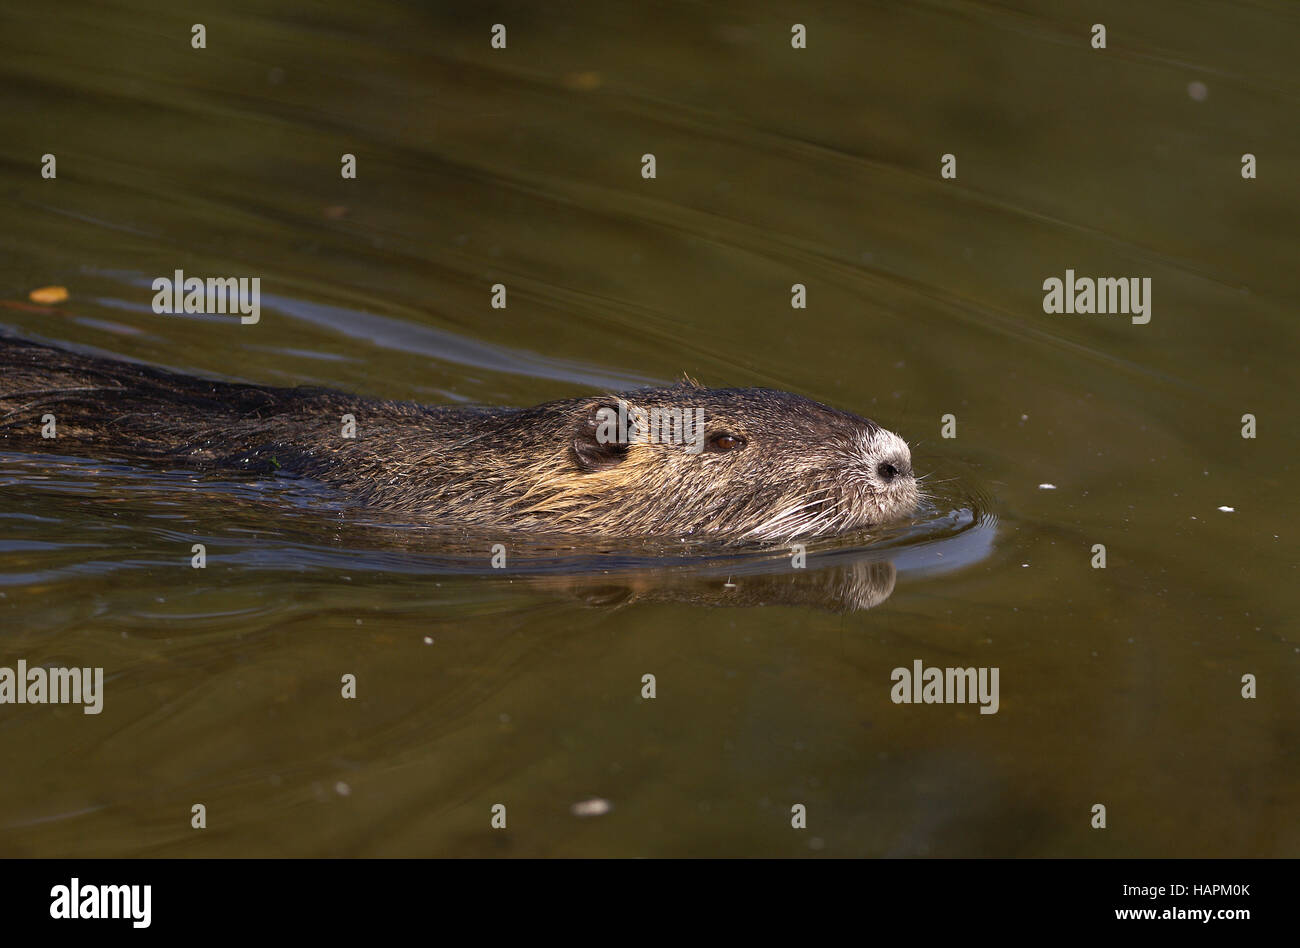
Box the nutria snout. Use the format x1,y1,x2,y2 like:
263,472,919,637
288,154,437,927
0,336,919,542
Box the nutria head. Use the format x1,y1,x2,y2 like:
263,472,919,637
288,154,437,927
426,382,919,542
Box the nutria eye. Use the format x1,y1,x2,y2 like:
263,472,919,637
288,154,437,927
707,433,746,453
877,462,899,481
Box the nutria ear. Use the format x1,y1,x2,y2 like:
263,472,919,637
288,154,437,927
571,401,630,472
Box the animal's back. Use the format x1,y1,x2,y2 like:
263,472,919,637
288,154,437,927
0,335,456,473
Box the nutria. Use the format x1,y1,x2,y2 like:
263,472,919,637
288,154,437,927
0,336,919,542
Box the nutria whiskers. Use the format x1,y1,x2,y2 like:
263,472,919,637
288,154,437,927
0,336,919,541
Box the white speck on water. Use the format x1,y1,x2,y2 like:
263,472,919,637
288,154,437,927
571,798,612,817
423,636,434,645
1038,483,1056,490
335,782,351,797
1218,506,1235,513
1188,80,1208,101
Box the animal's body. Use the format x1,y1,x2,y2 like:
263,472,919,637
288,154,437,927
0,336,918,541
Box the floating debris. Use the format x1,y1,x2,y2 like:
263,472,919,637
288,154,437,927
28,285,68,304
570,797,612,817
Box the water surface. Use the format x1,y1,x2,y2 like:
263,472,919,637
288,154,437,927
0,0,1296,856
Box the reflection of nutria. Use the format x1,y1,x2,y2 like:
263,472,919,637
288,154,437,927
567,559,899,613
0,336,918,541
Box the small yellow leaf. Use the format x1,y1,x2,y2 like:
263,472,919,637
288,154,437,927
29,285,69,304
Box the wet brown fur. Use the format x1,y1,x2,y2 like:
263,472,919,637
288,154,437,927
0,336,918,541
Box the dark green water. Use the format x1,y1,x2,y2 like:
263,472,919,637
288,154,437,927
0,0,1295,856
